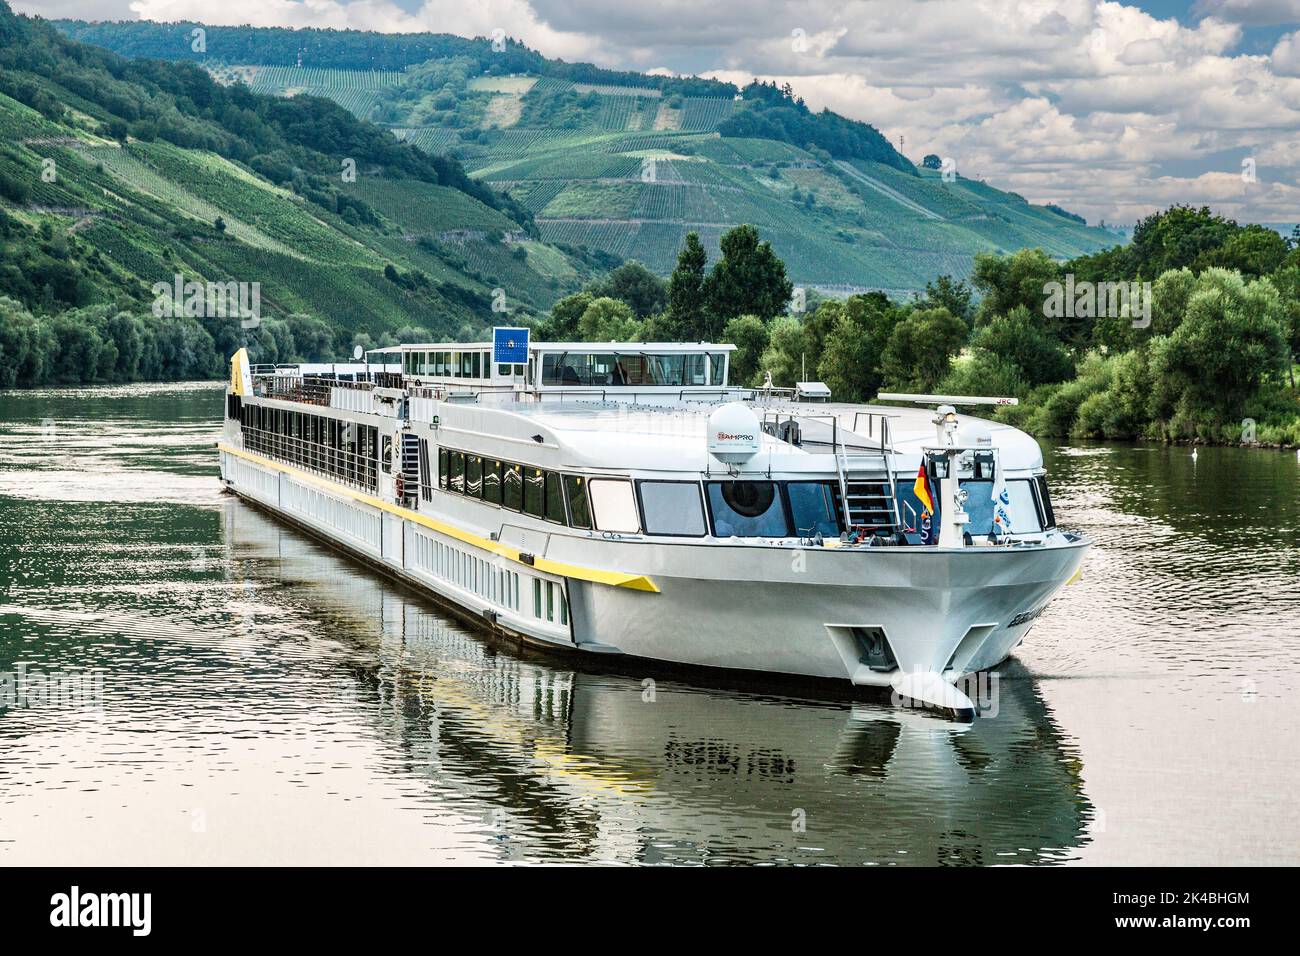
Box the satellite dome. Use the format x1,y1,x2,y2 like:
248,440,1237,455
707,403,762,465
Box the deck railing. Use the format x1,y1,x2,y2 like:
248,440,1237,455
240,426,378,493
252,374,375,405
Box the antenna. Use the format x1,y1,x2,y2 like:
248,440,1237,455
876,392,1018,407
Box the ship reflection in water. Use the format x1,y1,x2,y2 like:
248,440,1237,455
226,502,1094,866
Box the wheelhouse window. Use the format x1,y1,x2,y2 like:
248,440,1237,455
540,351,714,387
786,482,841,537
638,481,706,536
565,475,592,530
707,481,791,537
588,479,640,533
708,352,727,386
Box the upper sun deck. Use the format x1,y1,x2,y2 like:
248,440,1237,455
364,339,736,395
230,344,1043,474
430,398,1045,475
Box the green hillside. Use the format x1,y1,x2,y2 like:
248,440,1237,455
49,18,1115,295
0,3,613,387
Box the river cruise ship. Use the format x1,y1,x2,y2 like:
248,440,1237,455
217,337,1088,718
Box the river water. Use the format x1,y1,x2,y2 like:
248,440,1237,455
0,382,1297,866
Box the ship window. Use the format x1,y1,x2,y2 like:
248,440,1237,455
503,463,523,511
438,448,449,489
545,472,566,524
959,480,994,535
482,459,503,505
523,467,545,517
565,475,592,530
707,481,790,537
961,479,1044,534
638,481,706,537
588,479,640,534
1035,476,1056,528
466,455,483,498
1005,480,1043,533
471,352,482,379
709,352,727,386
449,451,465,494
419,440,433,501
786,482,841,537
533,578,542,618
497,364,511,377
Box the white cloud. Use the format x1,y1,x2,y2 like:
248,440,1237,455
1274,31,1300,76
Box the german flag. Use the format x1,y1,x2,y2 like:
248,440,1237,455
913,463,935,515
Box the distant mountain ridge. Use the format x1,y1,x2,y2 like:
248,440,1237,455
50,16,1116,293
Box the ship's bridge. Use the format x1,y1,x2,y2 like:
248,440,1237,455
367,340,736,400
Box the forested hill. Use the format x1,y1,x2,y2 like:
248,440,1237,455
53,20,733,96
53,20,908,171
0,2,627,386
52,17,1113,293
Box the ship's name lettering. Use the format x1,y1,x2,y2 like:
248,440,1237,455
1008,605,1048,628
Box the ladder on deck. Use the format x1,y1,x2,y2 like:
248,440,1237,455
835,416,902,533
400,432,421,504
762,407,903,533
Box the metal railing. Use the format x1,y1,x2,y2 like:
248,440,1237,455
251,374,375,409
241,426,378,493
526,387,735,404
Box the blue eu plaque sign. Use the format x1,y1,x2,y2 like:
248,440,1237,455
493,327,530,365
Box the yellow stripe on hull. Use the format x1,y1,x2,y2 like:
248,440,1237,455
217,442,660,593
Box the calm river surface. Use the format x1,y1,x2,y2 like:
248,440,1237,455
1,381,1297,866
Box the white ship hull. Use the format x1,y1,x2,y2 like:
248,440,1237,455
219,444,1087,718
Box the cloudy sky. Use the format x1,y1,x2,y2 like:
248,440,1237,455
15,0,1300,226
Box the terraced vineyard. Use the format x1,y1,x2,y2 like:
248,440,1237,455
0,82,598,343
55,23,1118,295
246,65,406,93
372,74,1111,287
350,178,519,234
